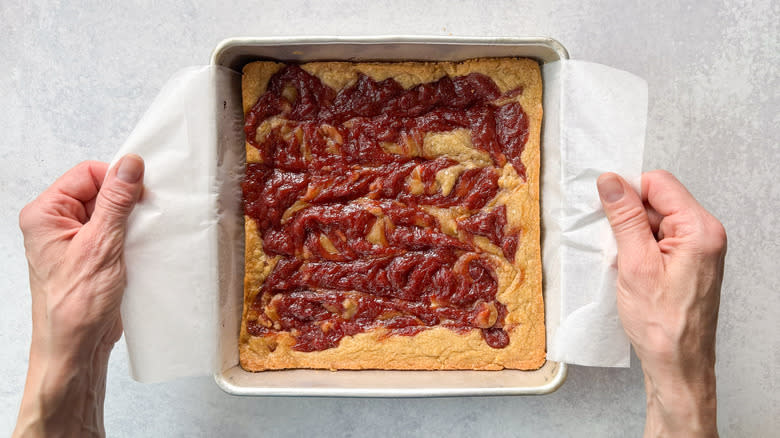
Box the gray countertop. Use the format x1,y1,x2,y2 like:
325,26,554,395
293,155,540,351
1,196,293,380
1,1,777,436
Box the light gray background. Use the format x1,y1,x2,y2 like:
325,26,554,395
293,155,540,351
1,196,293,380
1,1,777,436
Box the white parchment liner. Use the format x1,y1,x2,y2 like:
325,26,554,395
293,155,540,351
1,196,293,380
112,61,647,383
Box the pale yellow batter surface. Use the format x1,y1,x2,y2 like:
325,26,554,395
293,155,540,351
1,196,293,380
240,58,544,370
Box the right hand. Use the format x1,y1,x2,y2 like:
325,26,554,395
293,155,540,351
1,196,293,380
597,170,726,437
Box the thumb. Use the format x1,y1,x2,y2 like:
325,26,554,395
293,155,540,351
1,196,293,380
89,154,145,238
597,172,657,261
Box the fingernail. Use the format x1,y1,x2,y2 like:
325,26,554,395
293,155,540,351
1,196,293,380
117,154,144,183
597,174,624,203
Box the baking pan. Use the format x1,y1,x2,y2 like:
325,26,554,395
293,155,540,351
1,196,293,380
211,36,568,397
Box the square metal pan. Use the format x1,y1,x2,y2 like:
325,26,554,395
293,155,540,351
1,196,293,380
212,36,568,397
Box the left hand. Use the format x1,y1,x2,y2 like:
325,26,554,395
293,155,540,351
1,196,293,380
20,155,144,359
14,154,144,437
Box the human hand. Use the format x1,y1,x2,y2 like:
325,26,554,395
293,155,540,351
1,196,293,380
597,170,725,437
14,155,144,437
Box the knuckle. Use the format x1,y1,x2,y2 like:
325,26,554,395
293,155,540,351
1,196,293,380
701,216,727,255
18,201,43,234
18,203,34,231
678,211,727,257
74,160,106,176
650,169,674,179
98,183,136,215
644,169,674,183
610,203,647,234
75,160,94,172
710,217,727,242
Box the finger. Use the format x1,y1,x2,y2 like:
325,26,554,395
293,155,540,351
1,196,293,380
641,170,702,217
643,202,664,237
87,154,145,240
640,170,728,259
597,172,658,261
42,161,109,203
84,197,98,219
20,161,110,234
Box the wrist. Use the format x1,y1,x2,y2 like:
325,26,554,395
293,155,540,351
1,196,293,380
14,339,111,438
642,363,718,437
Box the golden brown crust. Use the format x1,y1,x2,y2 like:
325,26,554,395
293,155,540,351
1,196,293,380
240,58,544,371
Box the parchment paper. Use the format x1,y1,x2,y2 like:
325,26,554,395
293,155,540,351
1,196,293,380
542,61,647,367
110,66,242,382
